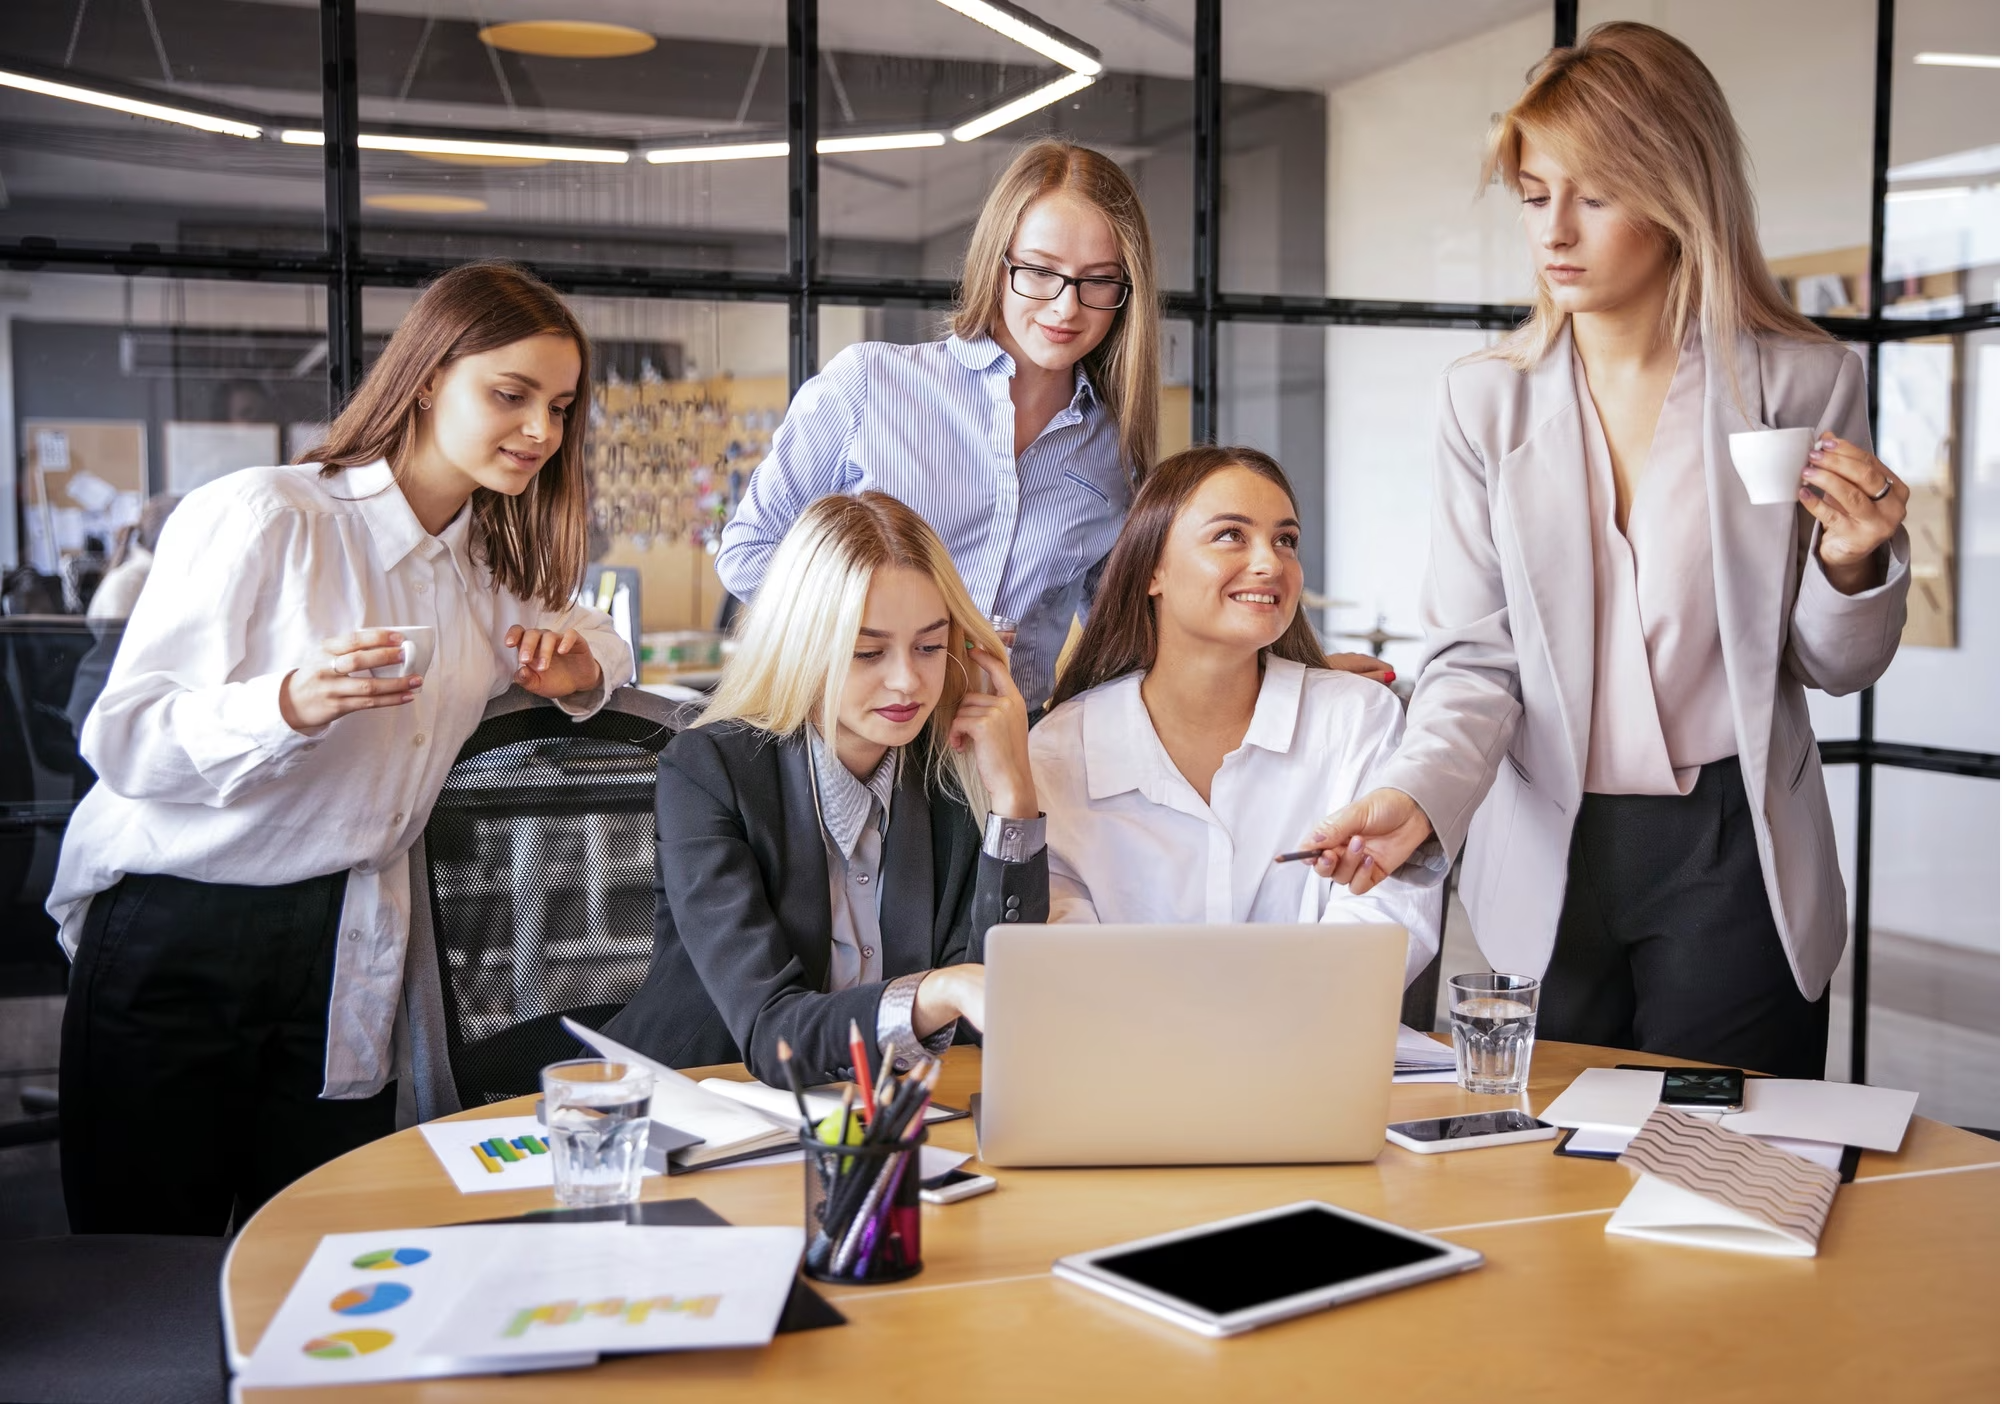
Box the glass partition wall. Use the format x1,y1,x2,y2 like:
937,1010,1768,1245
2,1,1994,1112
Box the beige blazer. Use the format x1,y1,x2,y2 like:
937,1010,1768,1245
1377,326,1910,1000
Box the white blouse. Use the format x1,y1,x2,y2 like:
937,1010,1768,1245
49,461,632,1098
1028,657,1444,986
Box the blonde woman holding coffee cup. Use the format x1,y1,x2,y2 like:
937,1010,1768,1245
1305,24,1909,1079
52,262,631,1234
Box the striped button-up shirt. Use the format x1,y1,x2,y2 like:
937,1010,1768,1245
716,332,1132,708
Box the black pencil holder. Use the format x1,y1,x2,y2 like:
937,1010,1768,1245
799,1126,927,1285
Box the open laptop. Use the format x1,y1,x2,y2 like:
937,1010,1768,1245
976,923,1408,1168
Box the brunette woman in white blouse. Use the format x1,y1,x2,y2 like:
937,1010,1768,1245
1308,25,1910,1077
52,262,632,1233
1028,446,1440,987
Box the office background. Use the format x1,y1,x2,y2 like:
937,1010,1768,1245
0,0,1994,1234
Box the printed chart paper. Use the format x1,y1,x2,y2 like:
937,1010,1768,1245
239,1223,803,1387
418,1115,665,1195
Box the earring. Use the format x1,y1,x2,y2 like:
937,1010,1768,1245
418,397,431,410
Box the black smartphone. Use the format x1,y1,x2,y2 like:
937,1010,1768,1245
1658,1067,1746,1112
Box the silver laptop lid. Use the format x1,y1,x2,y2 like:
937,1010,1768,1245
979,923,1408,1168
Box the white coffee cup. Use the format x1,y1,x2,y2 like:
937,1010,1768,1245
1727,427,1815,506
369,625,435,679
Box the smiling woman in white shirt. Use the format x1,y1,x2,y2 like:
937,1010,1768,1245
1028,446,1440,986
51,262,632,1235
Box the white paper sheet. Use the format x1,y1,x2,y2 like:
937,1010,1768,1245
418,1115,664,1196
427,1226,804,1360
237,1226,596,1387
700,1077,965,1129
1538,1068,1666,1132
1719,1079,1918,1153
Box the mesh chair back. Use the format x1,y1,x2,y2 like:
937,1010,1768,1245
422,689,690,1106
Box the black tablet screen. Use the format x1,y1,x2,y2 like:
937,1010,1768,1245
1093,1207,1447,1317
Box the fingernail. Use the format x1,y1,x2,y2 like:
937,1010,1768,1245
408,677,422,689
1348,837,1363,855
1384,670,1397,682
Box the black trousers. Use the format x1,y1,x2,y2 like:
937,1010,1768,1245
1541,759,1829,1079
60,871,397,1235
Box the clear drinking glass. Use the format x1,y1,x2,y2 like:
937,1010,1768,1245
541,1059,653,1207
1449,973,1540,1095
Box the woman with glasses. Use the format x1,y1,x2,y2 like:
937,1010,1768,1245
716,140,1153,713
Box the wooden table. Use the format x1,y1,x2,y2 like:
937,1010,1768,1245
226,1042,1999,1403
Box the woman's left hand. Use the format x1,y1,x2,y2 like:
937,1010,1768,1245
947,647,1037,819
1325,651,1395,686
504,625,603,698
1801,434,1906,595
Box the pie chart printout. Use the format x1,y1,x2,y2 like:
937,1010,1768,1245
352,1247,431,1271
302,1330,395,1360
330,1282,414,1316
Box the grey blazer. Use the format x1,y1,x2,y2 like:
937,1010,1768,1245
1377,326,1910,1000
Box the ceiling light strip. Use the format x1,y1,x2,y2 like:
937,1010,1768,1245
951,72,1095,142
0,68,262,138
646,133,947,163
1914,52,2001,68
932,0,1104,76
282,129,629,163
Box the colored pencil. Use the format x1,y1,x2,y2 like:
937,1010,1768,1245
848,1019,876,1126
775,1037,814,1133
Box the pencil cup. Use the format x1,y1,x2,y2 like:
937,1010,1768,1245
800,1127,927,1284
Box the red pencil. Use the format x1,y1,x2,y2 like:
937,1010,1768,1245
847,1018,875,1126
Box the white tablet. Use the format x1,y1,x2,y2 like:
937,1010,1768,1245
1052,1201,1483,1338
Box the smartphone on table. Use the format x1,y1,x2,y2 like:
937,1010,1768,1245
1384,1110,1558,1154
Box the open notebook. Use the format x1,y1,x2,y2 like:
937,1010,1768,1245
1606,1108,1842,1258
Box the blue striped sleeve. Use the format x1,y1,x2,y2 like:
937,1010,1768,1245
716,348,866,602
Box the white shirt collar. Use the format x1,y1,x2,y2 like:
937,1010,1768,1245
336,459,475,579
1079,655,1309,802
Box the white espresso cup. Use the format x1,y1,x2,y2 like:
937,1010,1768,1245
368,625,436,679
1727,427,1815,506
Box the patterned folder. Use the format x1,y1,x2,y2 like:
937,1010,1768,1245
1606,1108,1842,1257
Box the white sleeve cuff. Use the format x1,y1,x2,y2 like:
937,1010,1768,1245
877,971,954,1074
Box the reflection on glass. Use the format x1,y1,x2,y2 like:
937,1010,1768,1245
1227,1,1549,300
1884,0,2000,319
352,2,788,271
10,274,328,579
816,0,1194,289
0,5,326,253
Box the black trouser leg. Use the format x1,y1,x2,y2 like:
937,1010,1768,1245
1542,761,1829,1079
60,872,396,1234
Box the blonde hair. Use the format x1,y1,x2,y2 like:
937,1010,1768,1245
700,492,1006,816
951,140,1160,482
1481,22,1826,376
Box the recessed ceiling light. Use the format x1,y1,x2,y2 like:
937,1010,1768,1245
1885,186,1975,203
952,72,1096,142
931,0,1103,76
1914,52,2000,68
364,193,490,213
818,132,947,153
0,68,261,138
478,21,657,59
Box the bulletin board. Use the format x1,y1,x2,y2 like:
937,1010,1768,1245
21,418,148,566
587,375,789,631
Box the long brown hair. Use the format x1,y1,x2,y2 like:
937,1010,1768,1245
1050,446,1327,709
1481,22,1826,376
303,261,592,610
950,140,1160,483
701,491,1008,816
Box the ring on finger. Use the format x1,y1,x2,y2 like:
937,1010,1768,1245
1869,475,1894,502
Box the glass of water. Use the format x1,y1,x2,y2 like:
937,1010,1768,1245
1449,973,1540,1095
541,1059,653,1207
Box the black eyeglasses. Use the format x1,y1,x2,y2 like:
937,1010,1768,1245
1003,258,1132,310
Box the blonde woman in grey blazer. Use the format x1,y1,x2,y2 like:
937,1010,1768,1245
1308,25,1910,1078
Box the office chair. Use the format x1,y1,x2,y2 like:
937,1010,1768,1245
402,685,696,1122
